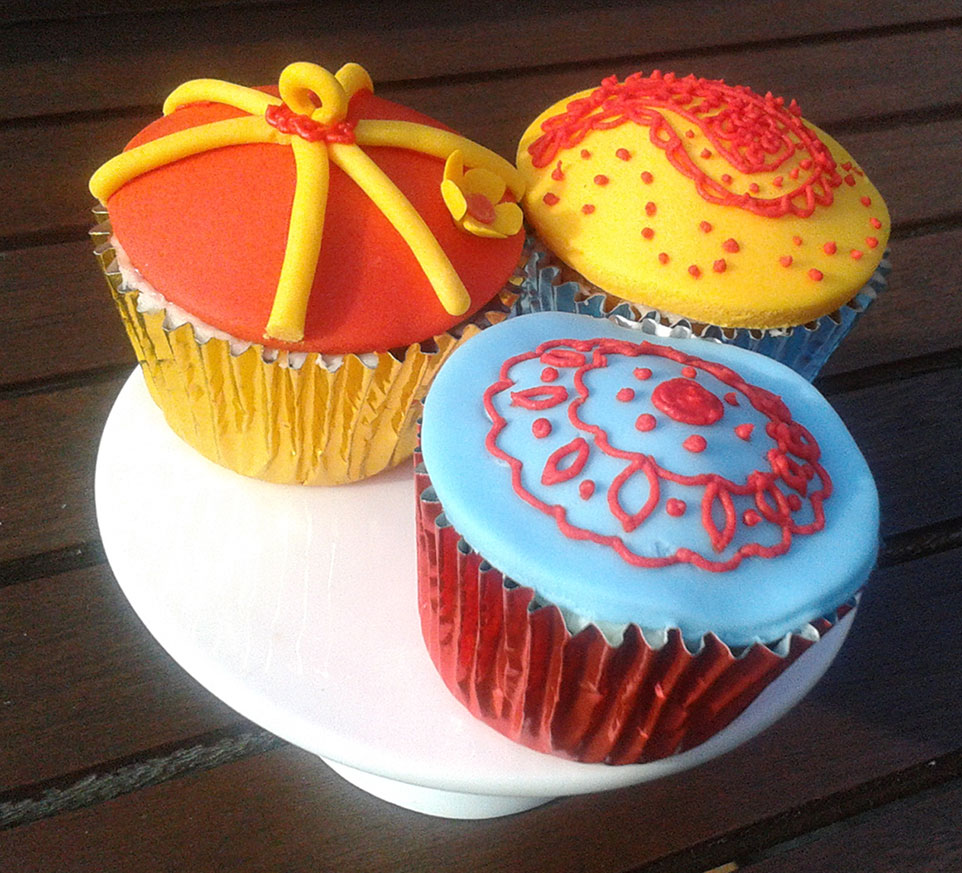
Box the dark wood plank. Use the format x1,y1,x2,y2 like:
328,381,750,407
0,377,125,564
739,780,962,872
4,30,962,242
0,239,134,387
3,2,958,119
2,547,959,872
0,564,243,791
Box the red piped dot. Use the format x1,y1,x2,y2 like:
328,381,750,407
699,220,712,233
580,149,591,159
541,367,559,382
808,268,823,281
780,255,793,267
581,204,596,215
713,259,727,273
866,236,879,249
722,238,740,253
842,162,853,171
551,161,564,181
850,249,863,260
870,217,882,229
685,129,695,138
721,174,733,185
860,195,872,207
594,174,609,186
792,235,803,246
633,367,652,380
579,480,595,500
743,509,761,527
844,174,856,186
700,148,712,159
645,201,657,216
789,167,800,179
616,387,635,402
616,148,631,161
724,392,739,406
681,366,697,379
773,175,783,188
658,252,670,264
666,498,687,518
641,171,653,184
532,418,552,438
683,434,707,453
800,158,813,170
734,423,754,441
543,192,559,206
749,182,760,193
688,264,701,278
642,227,655,240
635,413,656,432
788,494,803,511
823,241,837,255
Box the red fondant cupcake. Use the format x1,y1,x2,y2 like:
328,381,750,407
90,61,526,484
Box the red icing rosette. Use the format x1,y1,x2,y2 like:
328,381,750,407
415,451,852,764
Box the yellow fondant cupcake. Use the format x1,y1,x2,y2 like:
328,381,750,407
90,61,526,485
515,71,890,379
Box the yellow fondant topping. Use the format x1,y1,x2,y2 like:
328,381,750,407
442,150,523,239
89,61,525,342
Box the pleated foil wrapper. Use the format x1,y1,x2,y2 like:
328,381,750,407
414,454,854,765
513,238,891,382
91,213,518,486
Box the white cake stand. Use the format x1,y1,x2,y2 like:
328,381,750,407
95,369,856,819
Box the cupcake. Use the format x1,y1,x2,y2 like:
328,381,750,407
514,71,891,380
416,311,878,764
89,61,525,485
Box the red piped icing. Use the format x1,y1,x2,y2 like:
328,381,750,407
483,337,832,571
666,498,687,517
528,72,841,219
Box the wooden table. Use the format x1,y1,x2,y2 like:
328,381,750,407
2,2,961,870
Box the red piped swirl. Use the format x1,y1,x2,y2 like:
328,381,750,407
528,72,841,219
483,337,832,572
264,103,357,143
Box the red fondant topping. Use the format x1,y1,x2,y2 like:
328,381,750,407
635,413,656,432
634,367,652,380
666,498,687,517
579,479,596,499
465,192,496,225
264,104,357,143
483,336,832,571
542,437,590,485
652,377,724,425
510,385,568,410
528,73,841,219
683,434,707,453
532,418,552,438
617,387,635,402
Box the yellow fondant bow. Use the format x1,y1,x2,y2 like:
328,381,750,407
90,62,525,342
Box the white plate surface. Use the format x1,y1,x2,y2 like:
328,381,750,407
95,370,853,809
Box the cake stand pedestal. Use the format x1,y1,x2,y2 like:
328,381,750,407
95,369,855,819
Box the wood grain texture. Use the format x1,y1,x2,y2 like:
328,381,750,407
1,547,959,872
738,779,962,872
0,565,244,791
3,28,961,242
3,1,958,119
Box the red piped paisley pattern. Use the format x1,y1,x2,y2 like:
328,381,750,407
527,72,841,219
483,337,832,572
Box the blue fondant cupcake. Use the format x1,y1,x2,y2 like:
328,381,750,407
416,312,878,764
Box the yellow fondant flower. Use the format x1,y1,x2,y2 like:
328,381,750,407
442,150,523,239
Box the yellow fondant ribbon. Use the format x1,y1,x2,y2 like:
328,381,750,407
89,61,525,343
